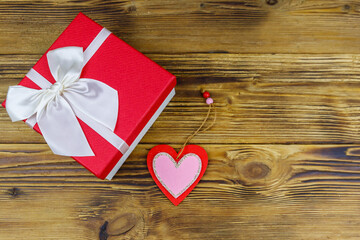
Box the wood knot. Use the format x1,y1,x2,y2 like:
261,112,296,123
226,96,232,104
107,213,137,236
242,162,270,179
125,4,137,13
266,0,278,5
227,146,292,188
99,221,108,240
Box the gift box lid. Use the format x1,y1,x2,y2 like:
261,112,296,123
2,12,176,180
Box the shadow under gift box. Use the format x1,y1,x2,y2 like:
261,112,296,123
2,12,176,180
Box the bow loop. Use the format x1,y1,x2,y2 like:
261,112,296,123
47,47,84,86
63,78,118,131
5,47,119,157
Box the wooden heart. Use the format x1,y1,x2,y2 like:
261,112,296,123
147,145,208,206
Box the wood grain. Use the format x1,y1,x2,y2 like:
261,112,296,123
2,0,360,239
1,143,360,239
2,54,360,144
2,0,360,54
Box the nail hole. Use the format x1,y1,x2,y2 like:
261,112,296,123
343,4,351,11
8,187,21,198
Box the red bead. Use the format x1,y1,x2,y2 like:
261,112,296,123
202,91,210,98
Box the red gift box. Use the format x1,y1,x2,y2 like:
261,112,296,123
2,13,176,180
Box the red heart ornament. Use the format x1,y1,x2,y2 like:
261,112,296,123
147,145,208,206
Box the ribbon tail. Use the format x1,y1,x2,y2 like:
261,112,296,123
37,95,94,157
63,78,118,131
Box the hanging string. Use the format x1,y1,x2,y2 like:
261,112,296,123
176,95,216,159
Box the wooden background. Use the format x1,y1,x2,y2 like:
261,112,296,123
1,0,360,239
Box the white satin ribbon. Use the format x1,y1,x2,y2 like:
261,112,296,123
6,43,126,157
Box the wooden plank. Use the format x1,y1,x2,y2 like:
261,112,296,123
1,143,360,239
1,0,360,54
2,1,360,239
2,53,360,144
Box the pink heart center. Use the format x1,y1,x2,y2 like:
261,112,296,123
153,152,202,198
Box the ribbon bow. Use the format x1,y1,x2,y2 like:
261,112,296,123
6,47,119,156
